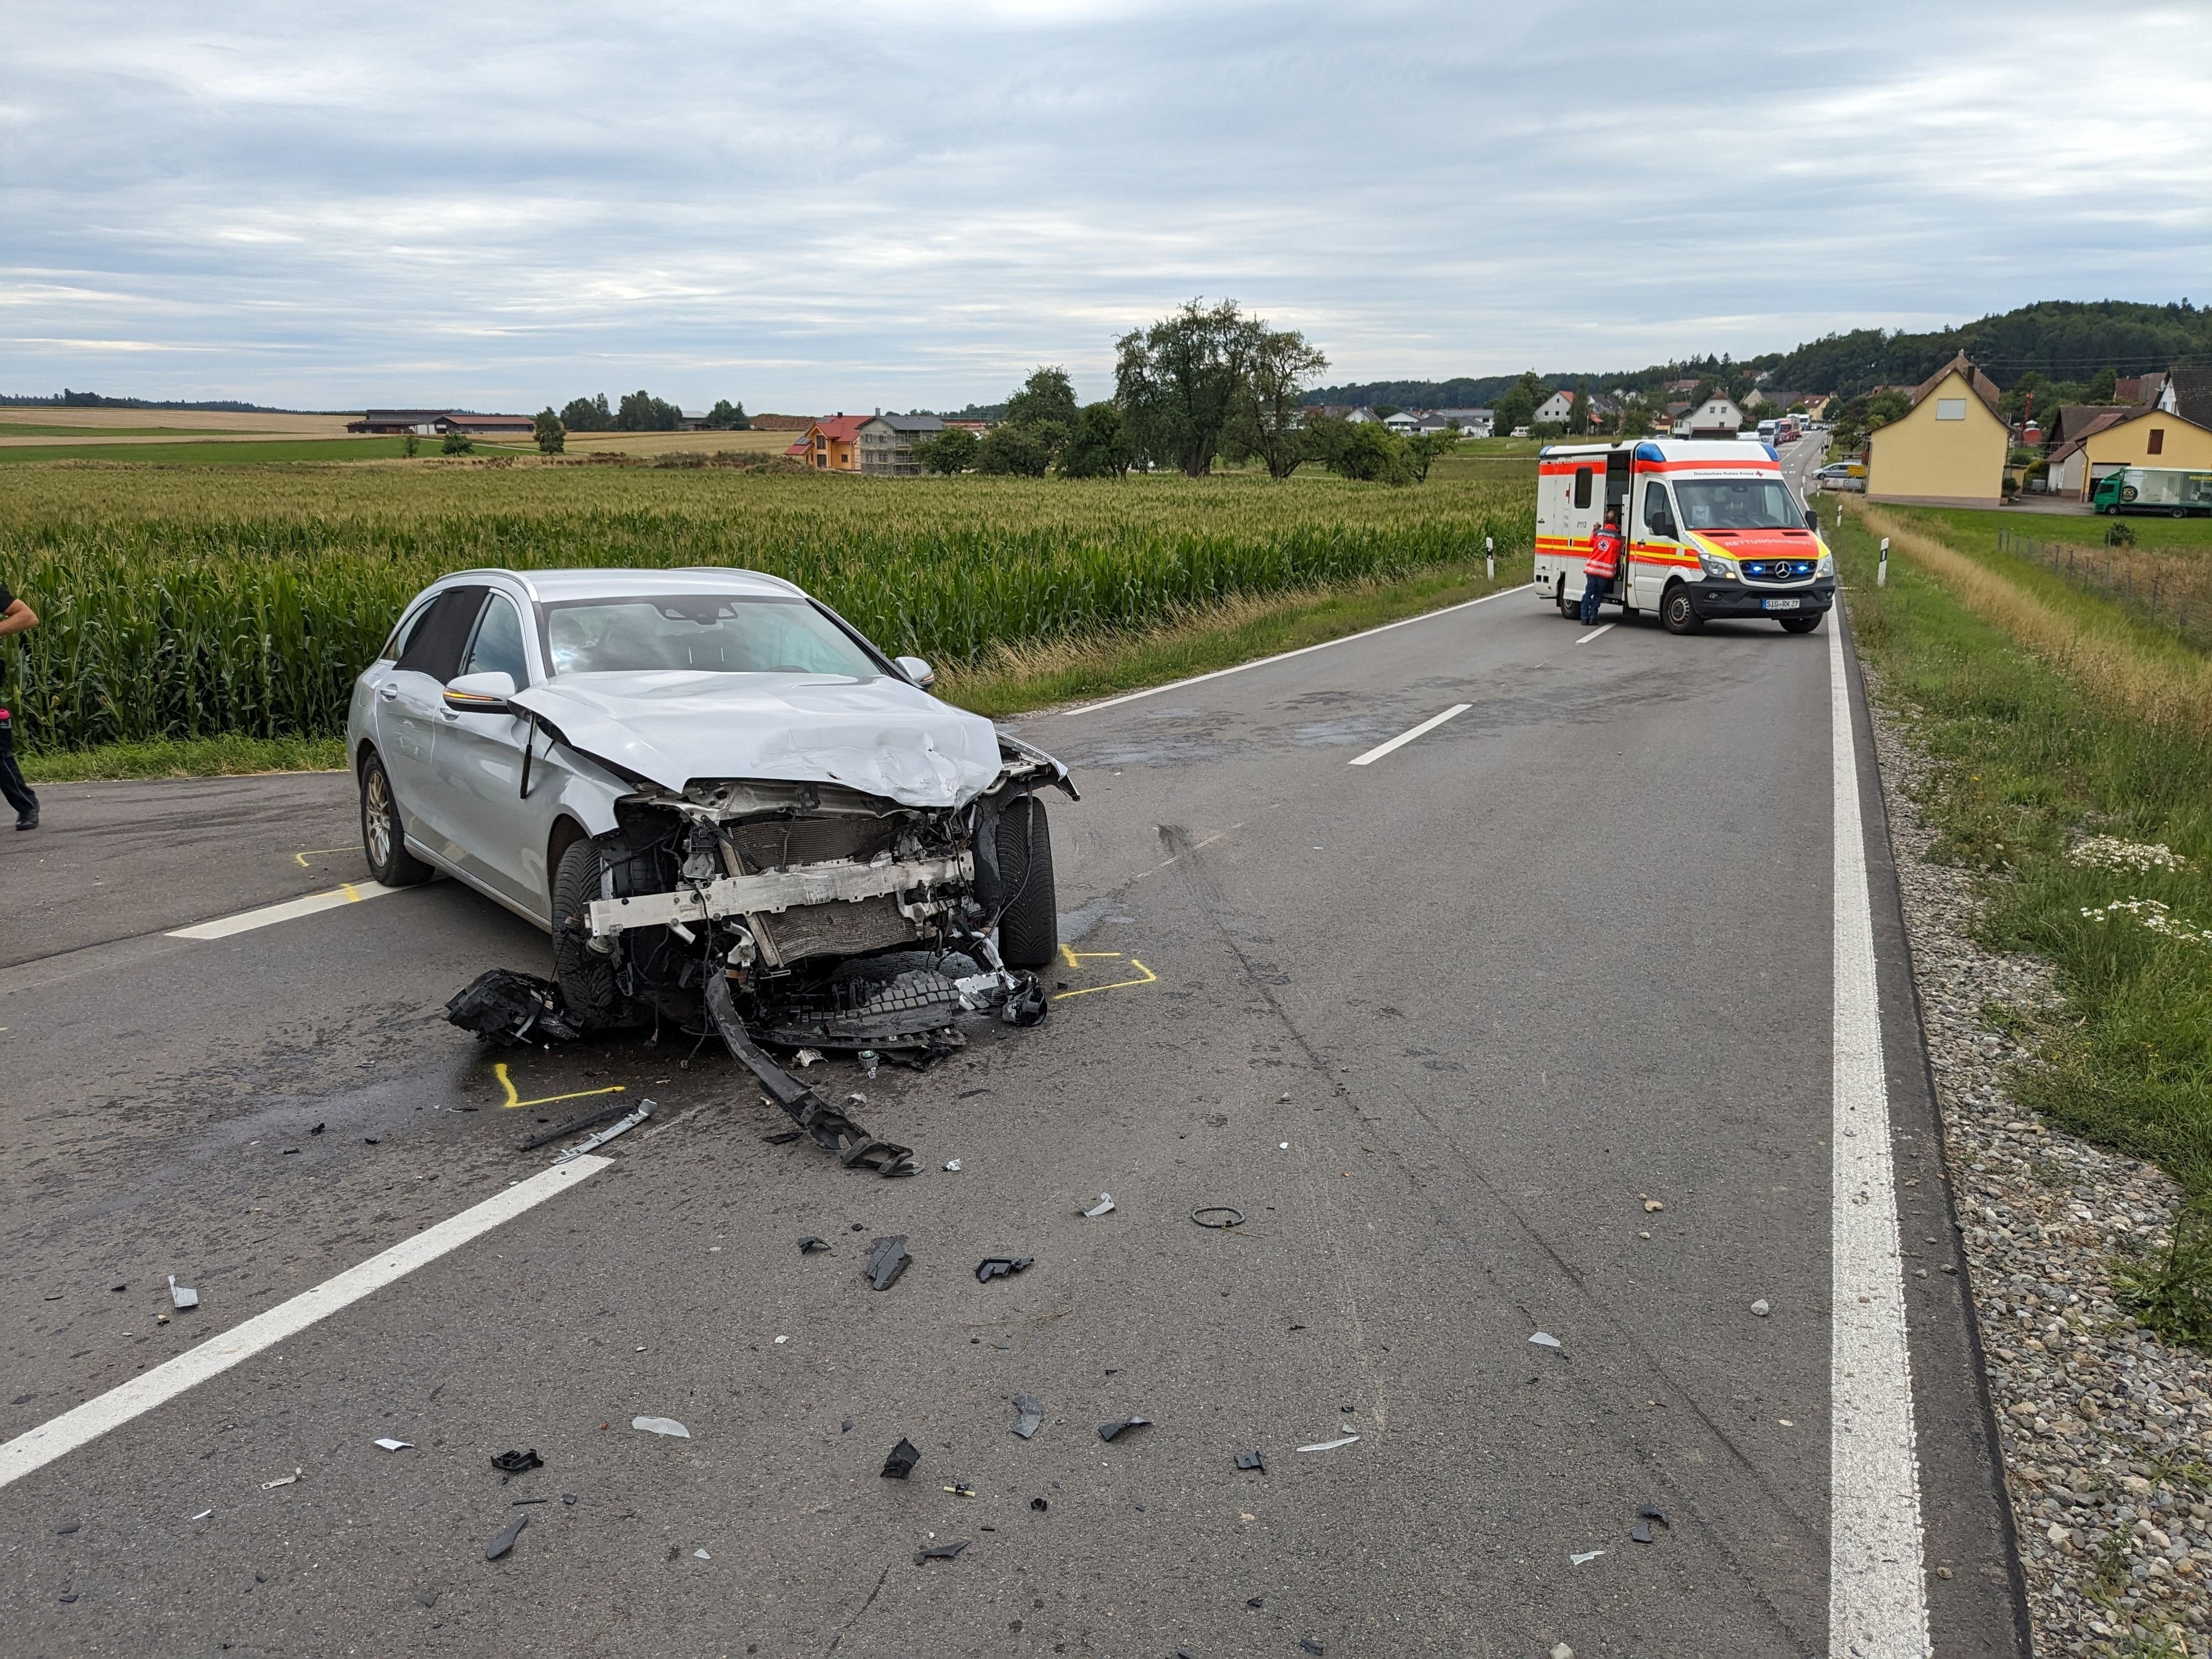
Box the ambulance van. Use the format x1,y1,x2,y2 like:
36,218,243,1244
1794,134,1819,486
1532,439,1835,634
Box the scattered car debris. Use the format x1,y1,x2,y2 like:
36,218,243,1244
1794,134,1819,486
374,1438,413,1453
1097,1416,1152,1443
513,1497,550,1506
798,1235,831,1254
519,1099,634,1151
1301,1641,1326,1656
762,1129,804,1144
705,979,917,1178
553,1101,651,1164
562,1494,577,1505
1082,1193,1115,1218
631,1417,691,1439
866,1234,912,1291
914,1539,968,1564
881,1438,922,1480
975,1255,1033,1283
56,1523,81,1535
484,1515,528,1561
1296,1434,1359,1453
795,1049,823,1068
1551,1646,1575,1659
774,1334,789,1345
1190,1207,1244,1229
1011,1396,1045,1439
942,1159,962,1172
1569,1550,1604,1567
1235,1451,1265,1472
1636,1503,1668,1526
446,969,583,1047
693,1548,711,1559
1750,1298,1771,1317
858,1051,879,1079
191,1509,213,1521
1630,1522,1654,1545
1030,1497,1048,1511
260,1469,302,1490
1529,1332,1563,1350
166,1275,199,1310
943,1482,978,1499
311,1123,325,1136
491,1450,543,1473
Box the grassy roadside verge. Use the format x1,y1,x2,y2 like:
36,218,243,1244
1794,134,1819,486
1833,502,2212,1328
18,553,1534,781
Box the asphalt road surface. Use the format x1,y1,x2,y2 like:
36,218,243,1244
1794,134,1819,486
0,579,2026,1657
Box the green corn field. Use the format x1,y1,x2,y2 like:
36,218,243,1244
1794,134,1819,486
0,463,1532,753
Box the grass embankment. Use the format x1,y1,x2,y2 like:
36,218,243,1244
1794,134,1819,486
1,463,1532,767
1837,503,2212,1333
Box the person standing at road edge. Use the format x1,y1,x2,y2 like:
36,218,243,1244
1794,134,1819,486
0,578,40,831
1582,504,1624,625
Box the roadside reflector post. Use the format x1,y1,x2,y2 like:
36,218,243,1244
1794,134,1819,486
1877,537,1890,588
1485,535,1495,581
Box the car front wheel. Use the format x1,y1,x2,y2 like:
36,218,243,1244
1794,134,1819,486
994,796,1058,969
1779,614,1823,634
359,751,433,886
1661,585,1703,635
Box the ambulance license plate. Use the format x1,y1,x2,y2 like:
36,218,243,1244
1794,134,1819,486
1762,598,1802,611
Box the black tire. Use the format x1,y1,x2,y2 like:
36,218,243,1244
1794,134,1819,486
552,835,628,1029
1661,585,1704,635
1555,577,1574,618
1779,614,1823,634
994,796,1058,970
358,750,433,886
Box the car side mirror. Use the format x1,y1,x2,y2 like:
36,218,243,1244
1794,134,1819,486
444,670,517,712
1653,515,1677,540
1804,509,1820,530
895,655,936,689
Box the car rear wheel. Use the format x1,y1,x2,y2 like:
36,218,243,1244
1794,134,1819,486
994,796,1058,970
1778,614,1823,634
1554,576,1574,618
552,835,629,1029
358,751,433,886
1661,585,1703,635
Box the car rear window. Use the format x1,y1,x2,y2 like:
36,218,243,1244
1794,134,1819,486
541,595,883,679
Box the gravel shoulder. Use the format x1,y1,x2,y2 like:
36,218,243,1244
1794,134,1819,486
1870,671,2212,1658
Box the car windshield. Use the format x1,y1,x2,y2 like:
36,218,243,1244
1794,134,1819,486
1672,478,1806,530
541,594,883,678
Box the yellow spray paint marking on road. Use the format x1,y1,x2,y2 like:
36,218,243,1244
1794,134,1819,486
292,848,355,868
494,1062,628,1112
1051,947,1159,1001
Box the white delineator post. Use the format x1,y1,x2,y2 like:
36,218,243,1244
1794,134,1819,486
1877,537,1889,588
1485,535,1495,581
1828,610,1932,1656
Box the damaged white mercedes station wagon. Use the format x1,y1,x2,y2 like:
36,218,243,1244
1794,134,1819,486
349,569,1076,1168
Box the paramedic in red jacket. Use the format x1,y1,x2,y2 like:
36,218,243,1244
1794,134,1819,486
1580,504,1624,625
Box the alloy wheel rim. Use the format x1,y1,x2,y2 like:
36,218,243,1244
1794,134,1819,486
365,771,393,866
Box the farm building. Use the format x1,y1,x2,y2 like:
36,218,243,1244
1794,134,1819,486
1865,353,2008,508
347,410,534,436
856,414,945,476
2046,405,2212,499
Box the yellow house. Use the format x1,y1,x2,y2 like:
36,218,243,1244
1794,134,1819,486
1865,352,2010,508
2048,405,2212,499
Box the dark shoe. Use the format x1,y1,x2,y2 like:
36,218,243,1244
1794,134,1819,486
13,809,36,831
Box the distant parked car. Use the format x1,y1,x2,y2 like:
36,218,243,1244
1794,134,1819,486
1813,461,1865,492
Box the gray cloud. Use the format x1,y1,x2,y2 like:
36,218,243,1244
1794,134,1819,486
3,1,2207,410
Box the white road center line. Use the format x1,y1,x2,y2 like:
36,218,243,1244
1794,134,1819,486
0,1156,612,1490
1059,586,1522,717
1347,703,1472,767
167,880,401,941
1573,623,1615,645
1828,608,1932,1653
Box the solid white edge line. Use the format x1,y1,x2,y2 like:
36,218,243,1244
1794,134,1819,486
1347,703,1472,767
1572,623,1615,645
1053,583,1526,718
1828,608,1933,1654
0,1156,613,1490
167,880,401,941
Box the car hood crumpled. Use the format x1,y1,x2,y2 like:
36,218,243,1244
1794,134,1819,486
509,671,1007,807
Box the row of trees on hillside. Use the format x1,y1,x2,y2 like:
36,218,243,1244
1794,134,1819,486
555,392,749,432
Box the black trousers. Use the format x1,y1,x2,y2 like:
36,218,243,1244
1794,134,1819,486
0,719,36,817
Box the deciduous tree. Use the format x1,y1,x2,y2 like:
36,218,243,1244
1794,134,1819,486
1225,328,1329,479
706,399,749,430
1057,402,1134,478
1005,367,1079,431
533,408,565,454
914,426,979,474
1114,297,1266,477
561,393,612,432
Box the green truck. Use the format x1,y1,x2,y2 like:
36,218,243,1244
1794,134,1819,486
2093,466,2212,517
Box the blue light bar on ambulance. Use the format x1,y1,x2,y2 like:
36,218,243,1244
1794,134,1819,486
1635,442,1665,464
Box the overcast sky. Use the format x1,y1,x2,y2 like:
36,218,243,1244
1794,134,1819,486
5,2,2209,413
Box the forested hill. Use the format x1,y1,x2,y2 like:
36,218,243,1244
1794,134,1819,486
1306,299,2212,406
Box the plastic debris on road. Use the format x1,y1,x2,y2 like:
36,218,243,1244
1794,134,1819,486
1011,1395,1045,1439
167,1275,199,1310
1097,1415,1152,1443
794,1049,823,1067
975,1255,1033,1284
260,1469,302,1490
1630,1522,1653,1545
942,1159,962,1171
1191,1206,1245,1228
631,1417,691,1439
491,1449,543,1473
943,1482,978,1498
1081,1193,1115,1218
1569,1550,1604,1566
1295,1434,1359,1453
881,1438,922,1480
1235,1451,1265,1472
1031,1497,1048,1511
1301,1641,1326,1656
1750,1298,1771,1317
190,1509,213,1521
483,1515,527,1561
693,1548,711,1560
374,1438,413,1452
858,1050,879,1078
866,1234,911,1291
914,1539,968,1564
1636,1503,1668,1525
1530,1332,1563,1349
798,1235,830,1254
519,1099,633,1151
553,1101,651,1164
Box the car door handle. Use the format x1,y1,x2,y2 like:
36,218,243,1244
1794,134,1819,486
378,685,399,701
